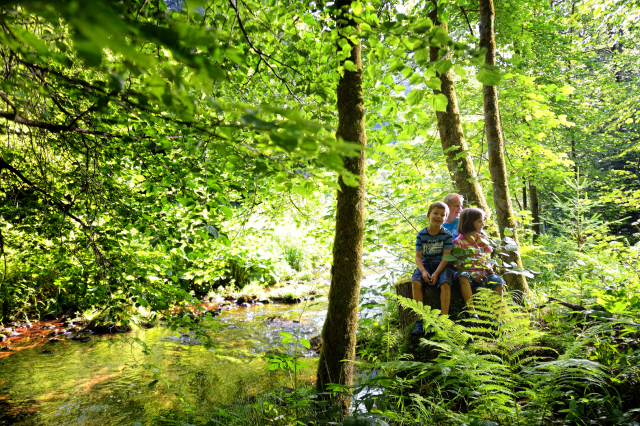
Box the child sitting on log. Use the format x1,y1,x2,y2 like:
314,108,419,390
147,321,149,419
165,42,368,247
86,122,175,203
411,201,456,336
453,208,504,319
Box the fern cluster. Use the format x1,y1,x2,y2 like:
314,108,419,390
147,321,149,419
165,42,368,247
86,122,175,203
383,291,614,425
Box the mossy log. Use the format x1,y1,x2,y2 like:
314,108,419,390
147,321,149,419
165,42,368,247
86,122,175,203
395,276,475,329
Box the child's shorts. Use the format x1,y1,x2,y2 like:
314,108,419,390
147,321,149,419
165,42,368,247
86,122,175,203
412,265,455,290
458,271,504,290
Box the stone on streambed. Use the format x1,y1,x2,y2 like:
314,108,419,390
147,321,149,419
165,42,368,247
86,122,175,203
85,318,131,334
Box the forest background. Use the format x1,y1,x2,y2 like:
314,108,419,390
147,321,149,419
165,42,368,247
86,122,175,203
1,0,640,425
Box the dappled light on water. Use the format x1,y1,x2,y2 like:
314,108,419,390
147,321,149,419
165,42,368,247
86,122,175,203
0,300,329,426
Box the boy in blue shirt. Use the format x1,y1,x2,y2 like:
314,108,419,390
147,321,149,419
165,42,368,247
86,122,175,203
441,193,464,240
411,201,455,336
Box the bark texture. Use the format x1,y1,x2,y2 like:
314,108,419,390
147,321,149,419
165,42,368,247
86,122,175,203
315,0,367,415
427,6,491,213
479,0,529,294
530,182,541,240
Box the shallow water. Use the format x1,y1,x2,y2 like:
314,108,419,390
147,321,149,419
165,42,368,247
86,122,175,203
0,272,393,425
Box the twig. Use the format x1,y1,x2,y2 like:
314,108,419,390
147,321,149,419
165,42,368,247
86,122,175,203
460,7,475,36
135,0,149,20
227,0,302,101
0,93,16,112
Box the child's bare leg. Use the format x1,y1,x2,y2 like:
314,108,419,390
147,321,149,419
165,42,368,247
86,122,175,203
440,283,451,315
459,277,475,312
412,280,424,304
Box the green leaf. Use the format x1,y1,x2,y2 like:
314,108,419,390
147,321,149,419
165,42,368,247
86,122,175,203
390,60,404,72
299,338,311,349
435,60,452,74
453,64,467,78
220,206,233,219
279,332,293,338
343,60,358,72
442,254,457,261
406,89,424,106
427,93,448,111
148,380,158,388
477,65,502,86
414,48,430,64
425,77,442,90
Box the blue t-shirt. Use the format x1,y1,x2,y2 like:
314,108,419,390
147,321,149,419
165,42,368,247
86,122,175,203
442,218,459,240
415,227,453,266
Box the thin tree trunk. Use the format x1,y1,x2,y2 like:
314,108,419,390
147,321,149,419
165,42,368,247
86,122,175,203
479,0,529,294
428,5,490,213
315,0,366,415
523,182,527,210
530,182,541,241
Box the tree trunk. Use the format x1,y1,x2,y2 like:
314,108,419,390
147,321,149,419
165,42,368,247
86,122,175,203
530,182,541,241
478,0,529,295
428,5,490,213
315,0,367,415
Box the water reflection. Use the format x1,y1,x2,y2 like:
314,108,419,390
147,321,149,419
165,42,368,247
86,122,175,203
0,300,327,425
0,265,399,426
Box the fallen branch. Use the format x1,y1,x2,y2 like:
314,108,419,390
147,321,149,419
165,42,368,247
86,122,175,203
548,297,586,311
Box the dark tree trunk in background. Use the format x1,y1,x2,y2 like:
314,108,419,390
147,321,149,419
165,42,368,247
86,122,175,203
428,4,491,214
315,0,367,415
523,183,527,210
479,0,529,295
530,182,541,241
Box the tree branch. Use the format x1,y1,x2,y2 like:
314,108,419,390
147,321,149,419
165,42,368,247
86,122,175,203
0,157,107,263
460,7,475,36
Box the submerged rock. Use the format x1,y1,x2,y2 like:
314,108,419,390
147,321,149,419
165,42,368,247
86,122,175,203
162,334,202,346
41,350,53,354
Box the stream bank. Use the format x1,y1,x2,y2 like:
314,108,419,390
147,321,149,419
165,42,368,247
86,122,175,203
0,271,392,425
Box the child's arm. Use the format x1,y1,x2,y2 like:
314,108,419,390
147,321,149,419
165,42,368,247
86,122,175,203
415,251,431,282
430,249,451,285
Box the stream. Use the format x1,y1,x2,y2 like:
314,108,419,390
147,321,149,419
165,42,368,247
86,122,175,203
0,271,394,426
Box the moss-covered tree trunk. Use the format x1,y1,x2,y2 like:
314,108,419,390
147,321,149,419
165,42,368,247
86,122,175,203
396,277,469,329
427,4,490,213
315,0,367,415
530,182,541,240
479,0,529,295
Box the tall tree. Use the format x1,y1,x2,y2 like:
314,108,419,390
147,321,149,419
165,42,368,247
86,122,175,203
427,4,491,213
530,182,541,240
315,0,367,415
479,0,529,294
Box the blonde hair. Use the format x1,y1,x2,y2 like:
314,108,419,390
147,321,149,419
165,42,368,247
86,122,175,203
427,201,449,217
443,193,464,205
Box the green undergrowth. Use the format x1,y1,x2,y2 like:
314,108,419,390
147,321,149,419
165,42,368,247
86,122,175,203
150,233,640,426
